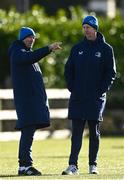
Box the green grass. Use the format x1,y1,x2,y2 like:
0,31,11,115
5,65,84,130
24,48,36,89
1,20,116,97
0,137,124,179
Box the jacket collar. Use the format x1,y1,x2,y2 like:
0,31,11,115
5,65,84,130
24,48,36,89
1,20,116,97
83,32,105,45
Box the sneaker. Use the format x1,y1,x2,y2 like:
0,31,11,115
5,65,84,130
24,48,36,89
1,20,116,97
62,165,79,175
18,167,41,176
18,169,26,176
89,165,98,174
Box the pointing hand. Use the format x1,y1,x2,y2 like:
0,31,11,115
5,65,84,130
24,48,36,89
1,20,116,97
49,42,62,52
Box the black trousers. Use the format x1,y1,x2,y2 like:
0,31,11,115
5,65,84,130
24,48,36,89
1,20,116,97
69,119,100,167
18,126,36,167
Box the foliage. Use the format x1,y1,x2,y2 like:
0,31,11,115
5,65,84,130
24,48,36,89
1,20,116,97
0,6,124,89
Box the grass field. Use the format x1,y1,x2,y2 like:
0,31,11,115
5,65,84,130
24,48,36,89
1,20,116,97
0,137,124,179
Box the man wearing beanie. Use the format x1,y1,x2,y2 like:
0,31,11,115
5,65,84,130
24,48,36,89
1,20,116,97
8,27,62,176
62,15,116,175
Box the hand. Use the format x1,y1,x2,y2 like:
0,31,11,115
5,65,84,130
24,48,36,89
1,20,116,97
49,42,62,52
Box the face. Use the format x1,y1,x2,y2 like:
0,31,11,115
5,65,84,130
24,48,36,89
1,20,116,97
83,24,97,41
23,35,35,48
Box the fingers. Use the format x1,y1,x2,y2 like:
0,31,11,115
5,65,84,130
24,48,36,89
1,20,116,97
49,42,62,52
55,42,62,49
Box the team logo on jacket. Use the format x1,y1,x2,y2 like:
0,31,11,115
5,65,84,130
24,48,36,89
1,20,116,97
78,51,83,55
95,52,101,58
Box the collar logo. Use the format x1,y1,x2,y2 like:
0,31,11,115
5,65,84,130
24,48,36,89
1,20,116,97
95,52,101,58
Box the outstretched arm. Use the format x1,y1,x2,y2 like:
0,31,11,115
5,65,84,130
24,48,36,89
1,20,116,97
12,42,62,65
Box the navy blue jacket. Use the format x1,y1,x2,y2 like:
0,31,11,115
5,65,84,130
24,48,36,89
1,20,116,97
8,40,51,129
65,32,116,121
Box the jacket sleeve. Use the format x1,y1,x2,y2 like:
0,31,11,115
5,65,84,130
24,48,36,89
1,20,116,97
12,46,51,65
64,47,75,92
99,46,116,95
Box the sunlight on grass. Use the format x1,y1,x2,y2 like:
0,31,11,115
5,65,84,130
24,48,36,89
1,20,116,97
0,137,124,179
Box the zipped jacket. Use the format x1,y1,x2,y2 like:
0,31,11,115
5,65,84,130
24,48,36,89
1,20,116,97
65,32,116,120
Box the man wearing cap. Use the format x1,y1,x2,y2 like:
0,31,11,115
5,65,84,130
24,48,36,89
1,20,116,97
62,15,116,175
8,27,62,176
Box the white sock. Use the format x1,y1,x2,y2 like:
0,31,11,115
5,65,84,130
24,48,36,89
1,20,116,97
19,166,25,171
25,166,32,171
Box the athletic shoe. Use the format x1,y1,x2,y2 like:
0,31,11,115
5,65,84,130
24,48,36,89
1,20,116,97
89,165,99,174
18,169,26,176
18,167,41,176
62,165,79,175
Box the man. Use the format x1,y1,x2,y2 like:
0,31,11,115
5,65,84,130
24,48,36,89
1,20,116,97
62,15,116,175
8,27,62,176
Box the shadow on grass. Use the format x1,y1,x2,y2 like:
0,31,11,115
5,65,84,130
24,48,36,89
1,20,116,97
0,174,59,178
0,175,19,178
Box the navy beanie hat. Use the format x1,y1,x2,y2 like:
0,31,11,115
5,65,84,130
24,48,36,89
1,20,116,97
18,27,36,40
82,15,98,30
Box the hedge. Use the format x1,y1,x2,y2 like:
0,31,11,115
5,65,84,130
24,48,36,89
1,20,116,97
0,6,124,90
